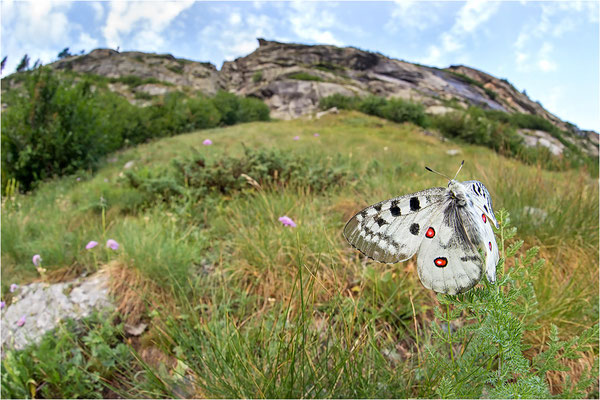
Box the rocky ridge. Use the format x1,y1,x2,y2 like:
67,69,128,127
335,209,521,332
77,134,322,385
7,38,599,156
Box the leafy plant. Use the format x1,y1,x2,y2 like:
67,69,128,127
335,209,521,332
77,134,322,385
1,313,132,399
125,146,354,206
288,72,324,82
422,209,598,398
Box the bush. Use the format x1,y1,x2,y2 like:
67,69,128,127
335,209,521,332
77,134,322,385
2,71,271,190
288,72,323,82
378,98,427,127
1,314,132,399
124,147,353,206
1,69,119,190
252,71,263,83
237,97,270,123
319,93,360,110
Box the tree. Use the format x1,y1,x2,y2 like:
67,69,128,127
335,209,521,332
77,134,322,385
1,56,6,72
16,54,29,72
32,59,42,69
57,47,72,59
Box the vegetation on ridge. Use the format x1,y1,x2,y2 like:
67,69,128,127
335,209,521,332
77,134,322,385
1,67,270,190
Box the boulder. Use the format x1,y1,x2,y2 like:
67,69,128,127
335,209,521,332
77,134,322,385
1,273,113,351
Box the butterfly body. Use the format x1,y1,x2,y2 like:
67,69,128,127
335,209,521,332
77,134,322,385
344,177,499,295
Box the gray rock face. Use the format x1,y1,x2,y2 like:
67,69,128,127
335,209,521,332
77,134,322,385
1,273,113,351
518,129,566,156
12,38,594,157
52,49,220,95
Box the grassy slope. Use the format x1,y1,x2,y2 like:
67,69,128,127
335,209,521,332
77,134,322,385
2,111,598,397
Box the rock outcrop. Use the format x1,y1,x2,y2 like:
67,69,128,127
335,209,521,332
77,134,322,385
1,273,113,351
4,38,597,156
52,49,220,95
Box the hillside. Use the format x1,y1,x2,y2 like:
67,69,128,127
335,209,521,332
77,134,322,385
3,38,596,158
1,113,598,397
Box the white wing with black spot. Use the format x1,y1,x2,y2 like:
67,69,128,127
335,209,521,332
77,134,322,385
416,203,484,295
461,180,500,282
343,187,447,264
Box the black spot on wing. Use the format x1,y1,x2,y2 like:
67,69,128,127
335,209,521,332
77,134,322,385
410,197,420,211
376,217,387,227
460,255,480,262
374,204,382,212
409,223,419,235
390,200,401,217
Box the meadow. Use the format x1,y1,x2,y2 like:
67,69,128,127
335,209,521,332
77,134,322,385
1,111,598,398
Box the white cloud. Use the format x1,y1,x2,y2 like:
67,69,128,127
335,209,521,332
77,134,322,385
418,0,500,66
287,2,343,46
384,0,441,33
91,2,104,23
1,1,74,74
102,1,194,50
513,1,597,73
74,32,99,54
199,7,276,64
537,42,556,72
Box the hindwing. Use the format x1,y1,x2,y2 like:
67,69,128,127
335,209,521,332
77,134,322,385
416,201,485,295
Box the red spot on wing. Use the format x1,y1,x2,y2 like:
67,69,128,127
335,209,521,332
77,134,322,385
425,227,435,238
489,241,492,251
482,213,487,223
434,257,447,268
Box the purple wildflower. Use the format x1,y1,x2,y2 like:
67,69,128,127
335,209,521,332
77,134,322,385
106,239,119,250
16,316,26,327
278,216,297,228
86,240,98,250
10,283,18,293
314,133,320,137
203,139,213,145
1,301,5,310
293,136,300,141
76,177,81,182
32,254,42,267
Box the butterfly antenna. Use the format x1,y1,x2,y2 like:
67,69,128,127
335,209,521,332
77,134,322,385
425,165,451,181
452,160,465,180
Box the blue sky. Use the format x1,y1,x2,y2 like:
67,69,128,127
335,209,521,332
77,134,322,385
1,1,598,132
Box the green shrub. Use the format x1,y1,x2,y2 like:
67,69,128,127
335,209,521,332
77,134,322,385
1,314,132,399
319,93,360,110
426,210,599,398
237,97,270,123
125,147,353,206
212,91,241,125
288,72,323,82
357,95,387,116
184,97,222,130
212,91,270,126
252,70,263,83
2,70,271,191
379,98,427,127
1,69,120,190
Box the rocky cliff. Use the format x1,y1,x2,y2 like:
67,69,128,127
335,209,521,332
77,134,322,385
6,38,599,156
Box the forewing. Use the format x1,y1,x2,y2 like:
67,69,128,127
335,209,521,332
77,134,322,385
462,180,500,282
344,187,446,264
416,202,485,295
462,180,498,228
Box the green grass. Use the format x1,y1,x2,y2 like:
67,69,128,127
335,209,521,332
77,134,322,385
288,72,324,82
1,112,598,398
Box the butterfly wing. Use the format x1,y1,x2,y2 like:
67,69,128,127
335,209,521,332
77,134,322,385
462,180,499,282
344,187,447,264
416,201,485,295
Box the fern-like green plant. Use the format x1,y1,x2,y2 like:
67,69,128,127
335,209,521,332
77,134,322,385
423,209,598,398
